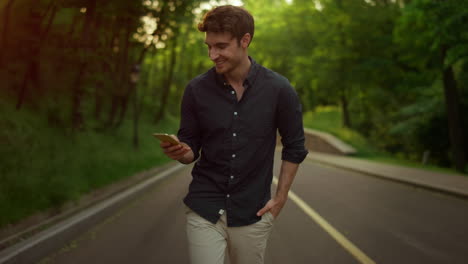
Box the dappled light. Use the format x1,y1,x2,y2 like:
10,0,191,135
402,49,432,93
1,1,468,262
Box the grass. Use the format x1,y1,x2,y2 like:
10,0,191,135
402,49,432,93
303,106,379,156
0,102,179,229
303,106,465,176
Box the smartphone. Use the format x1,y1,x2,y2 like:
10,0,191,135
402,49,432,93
153,133,180,145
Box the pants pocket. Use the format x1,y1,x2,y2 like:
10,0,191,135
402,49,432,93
264,211,275,225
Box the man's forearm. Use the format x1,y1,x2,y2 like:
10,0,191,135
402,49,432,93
275,160,299,201
256,160,300,217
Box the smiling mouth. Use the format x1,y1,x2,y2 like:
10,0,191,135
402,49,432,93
215,60,226,67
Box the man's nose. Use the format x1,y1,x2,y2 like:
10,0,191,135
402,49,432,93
209,49,219,61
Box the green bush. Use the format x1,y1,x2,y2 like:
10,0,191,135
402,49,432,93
303,106,379,157
0,102,177,228
302,106,464,175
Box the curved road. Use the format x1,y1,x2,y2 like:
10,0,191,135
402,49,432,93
38,153,468,264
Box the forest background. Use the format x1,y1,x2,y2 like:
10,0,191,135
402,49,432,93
1,0,467,229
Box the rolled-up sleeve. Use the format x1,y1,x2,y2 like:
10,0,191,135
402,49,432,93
177,84,201,162
277,82,308,164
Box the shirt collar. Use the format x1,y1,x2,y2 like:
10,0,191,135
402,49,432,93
214,56,259,88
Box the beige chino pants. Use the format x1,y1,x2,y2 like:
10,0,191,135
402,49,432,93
186,207,275,264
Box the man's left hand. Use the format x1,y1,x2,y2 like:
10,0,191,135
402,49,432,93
256,197,286,219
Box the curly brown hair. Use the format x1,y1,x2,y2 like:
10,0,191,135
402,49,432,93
198,5,254,46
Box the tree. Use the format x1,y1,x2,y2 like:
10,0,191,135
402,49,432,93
0,0,16,66
394,0,468,172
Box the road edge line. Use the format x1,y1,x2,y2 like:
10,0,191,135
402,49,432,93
0,163,185,264
306,156,468,200
273,177,376,264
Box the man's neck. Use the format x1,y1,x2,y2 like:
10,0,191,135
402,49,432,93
224,56,251,86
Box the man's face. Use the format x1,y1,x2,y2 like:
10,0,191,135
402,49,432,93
205,31,246,75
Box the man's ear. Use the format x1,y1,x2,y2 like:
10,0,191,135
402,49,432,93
241,33,251,48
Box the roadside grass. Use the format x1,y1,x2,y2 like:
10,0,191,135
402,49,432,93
0,103,178,229
303,106,379,157
303,106,465,176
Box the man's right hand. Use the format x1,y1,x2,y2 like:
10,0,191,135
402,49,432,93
160,140,193,164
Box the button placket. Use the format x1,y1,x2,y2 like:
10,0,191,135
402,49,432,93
228,91,240,203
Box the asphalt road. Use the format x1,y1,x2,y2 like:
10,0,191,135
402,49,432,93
38,154,468,264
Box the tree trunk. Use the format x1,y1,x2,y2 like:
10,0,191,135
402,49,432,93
54,9,81,74
335,0,351,128
71,62,87,130
114,20,132,128
107,96,120,128
155,50,168,106
16,4,56,110
71,0,97,131
174,30,187,104
16,63,30,110
94,81,104,122
441,46,466,172
100,16,119,129
16,1,57,110
341,94,351,128
0,0,15,66
154,36,178,124
132,81,139,149
129,11,166,148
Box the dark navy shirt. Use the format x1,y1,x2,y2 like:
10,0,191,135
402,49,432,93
178,58,308,227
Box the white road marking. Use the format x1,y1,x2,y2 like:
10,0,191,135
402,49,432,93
0,164,185,264
273,176,376,264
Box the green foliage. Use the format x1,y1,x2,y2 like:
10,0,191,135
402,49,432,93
387,83,451,165
0,0,205,225
394,0,468,68
303,106,379,156
0,100,177,228
391,0,468,171
303,106,464,175
0,0,227,227
244,0,467,172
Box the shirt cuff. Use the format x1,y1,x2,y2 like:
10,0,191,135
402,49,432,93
281,148,308,164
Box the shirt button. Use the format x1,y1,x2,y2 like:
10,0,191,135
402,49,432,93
233,133,237,137
231,91,235,95
232,154,236,158
227,194,230,198
234,112,238,116
230,175,234,180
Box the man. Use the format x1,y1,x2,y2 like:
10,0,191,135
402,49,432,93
160,5,308,264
